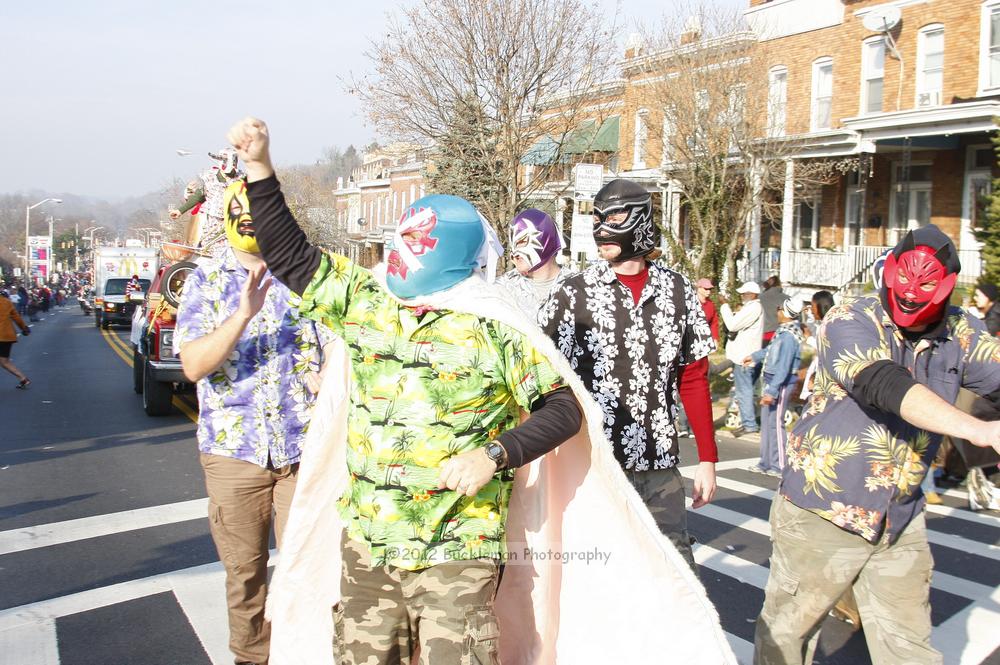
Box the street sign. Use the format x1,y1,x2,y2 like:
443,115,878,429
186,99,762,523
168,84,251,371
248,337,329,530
574,164,604,196
570,213,598,258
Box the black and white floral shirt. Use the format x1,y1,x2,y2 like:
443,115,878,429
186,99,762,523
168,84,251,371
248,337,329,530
539,261,715,470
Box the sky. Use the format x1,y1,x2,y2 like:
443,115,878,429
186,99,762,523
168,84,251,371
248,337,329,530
0,0,747,199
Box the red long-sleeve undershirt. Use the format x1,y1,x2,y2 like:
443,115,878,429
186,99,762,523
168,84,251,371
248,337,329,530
617,268,719,464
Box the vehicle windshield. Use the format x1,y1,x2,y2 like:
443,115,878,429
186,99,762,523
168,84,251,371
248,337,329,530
104,279,150,296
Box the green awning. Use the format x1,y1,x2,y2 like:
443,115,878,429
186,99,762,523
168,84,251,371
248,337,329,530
521,116,619,164
564,116,620,154
521,135,559,165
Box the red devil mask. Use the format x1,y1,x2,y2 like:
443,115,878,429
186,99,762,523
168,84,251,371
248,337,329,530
882,227,959,328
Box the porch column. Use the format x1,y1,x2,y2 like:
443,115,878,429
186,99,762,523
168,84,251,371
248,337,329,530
779,159,795,284
748,159,763,281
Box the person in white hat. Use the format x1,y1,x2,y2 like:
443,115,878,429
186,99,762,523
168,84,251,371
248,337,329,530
721,281,763,436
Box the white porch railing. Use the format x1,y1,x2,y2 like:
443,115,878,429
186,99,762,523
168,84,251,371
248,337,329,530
785,246,984,289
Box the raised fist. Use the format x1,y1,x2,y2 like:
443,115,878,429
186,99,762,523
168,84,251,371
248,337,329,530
227,117,272,174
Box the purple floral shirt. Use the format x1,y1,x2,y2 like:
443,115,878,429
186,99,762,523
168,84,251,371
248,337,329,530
174,250,328,468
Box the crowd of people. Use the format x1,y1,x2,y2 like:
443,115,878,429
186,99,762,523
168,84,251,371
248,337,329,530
141,116,1000,665
0,272,88,390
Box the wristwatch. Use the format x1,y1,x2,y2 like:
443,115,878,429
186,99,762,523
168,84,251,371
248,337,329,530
484,441,508,470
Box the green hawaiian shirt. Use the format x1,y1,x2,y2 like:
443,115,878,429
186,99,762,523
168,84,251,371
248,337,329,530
299,252,565,570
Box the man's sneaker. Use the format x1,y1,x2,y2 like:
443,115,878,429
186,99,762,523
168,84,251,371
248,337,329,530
730,426,746,438
765,468,782,478
747,463,768,475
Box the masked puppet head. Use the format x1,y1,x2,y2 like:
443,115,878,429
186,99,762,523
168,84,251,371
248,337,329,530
210,148,240,177
509,209,561,274
592,179,659,262
385,195,486,300
882,225,960,328
222,180,260,254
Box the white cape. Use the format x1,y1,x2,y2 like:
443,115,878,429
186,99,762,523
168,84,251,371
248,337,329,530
267,267,737,664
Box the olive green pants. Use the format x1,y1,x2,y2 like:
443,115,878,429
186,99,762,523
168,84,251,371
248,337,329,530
754,496,941,665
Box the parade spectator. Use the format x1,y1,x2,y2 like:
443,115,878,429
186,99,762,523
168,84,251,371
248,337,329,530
541,178,719,571
754,225,1000,665
745,297,803,476
175,179,329,665
0,288,31,389
496,208,571,318
696,277,720,343
759,275,785,345
721,281,763,436
16,284,29,317
972,282,1000,335
800,290,835,401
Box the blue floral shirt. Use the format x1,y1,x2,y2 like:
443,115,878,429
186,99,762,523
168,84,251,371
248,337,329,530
174,250,328,468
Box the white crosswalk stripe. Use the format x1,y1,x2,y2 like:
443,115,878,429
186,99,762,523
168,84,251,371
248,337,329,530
1,457,997,665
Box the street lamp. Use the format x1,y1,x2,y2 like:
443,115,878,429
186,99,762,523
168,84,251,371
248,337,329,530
25,198,62,284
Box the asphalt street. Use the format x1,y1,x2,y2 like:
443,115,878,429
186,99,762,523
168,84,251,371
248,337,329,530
1,301,998,665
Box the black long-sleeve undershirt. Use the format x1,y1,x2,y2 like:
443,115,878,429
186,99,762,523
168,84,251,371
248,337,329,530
853,360,919,417
245,175,321,295
498,388,583,469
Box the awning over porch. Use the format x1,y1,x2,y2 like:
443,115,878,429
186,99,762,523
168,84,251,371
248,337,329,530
521,116,620,164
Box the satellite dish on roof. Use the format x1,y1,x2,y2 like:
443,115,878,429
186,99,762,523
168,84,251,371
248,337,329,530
862,6,901,33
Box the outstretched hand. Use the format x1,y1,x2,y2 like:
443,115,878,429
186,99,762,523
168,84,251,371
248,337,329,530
227,117,274,182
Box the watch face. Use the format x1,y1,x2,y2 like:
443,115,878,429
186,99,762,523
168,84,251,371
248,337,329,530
486,442,504,462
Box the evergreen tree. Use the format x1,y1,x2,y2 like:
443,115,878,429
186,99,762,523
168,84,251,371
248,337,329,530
974,125,1000,285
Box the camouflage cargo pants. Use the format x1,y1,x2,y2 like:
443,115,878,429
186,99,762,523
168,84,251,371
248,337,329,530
754,496,941,665
333,535,501,665
624,466,697,572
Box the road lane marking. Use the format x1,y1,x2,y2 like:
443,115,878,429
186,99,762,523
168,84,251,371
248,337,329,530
684,497,998,597
933,582,1000,665
0,618,58,665
694,541,1000,665
0,551,278,665
98,327,198,424
0,499,208,556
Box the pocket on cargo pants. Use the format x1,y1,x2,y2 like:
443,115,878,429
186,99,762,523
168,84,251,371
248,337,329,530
463,605,500,665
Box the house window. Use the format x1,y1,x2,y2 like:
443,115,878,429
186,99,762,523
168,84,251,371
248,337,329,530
981,2,1000,92
917,25,944,106
811,58,834,131
768,66,788,137
661,112,673,165
796,198,820,250
861,38,885,115
727,85,746,150
633,109,648,169
889,162,933,245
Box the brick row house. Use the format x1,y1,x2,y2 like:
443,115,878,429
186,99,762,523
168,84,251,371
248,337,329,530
739,0,1000,293
332,144,426,268
335,0,999,288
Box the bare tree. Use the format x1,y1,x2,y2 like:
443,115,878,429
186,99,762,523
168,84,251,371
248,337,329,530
636,4,856,290
354,0,621,235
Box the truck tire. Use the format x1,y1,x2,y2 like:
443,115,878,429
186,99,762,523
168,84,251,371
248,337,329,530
143,358,174,416
160,261,197,308
133,345,144,394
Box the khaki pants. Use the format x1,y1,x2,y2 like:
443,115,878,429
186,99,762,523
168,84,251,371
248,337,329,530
754,496,941,665
200,453,298,665
333,535,501,665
